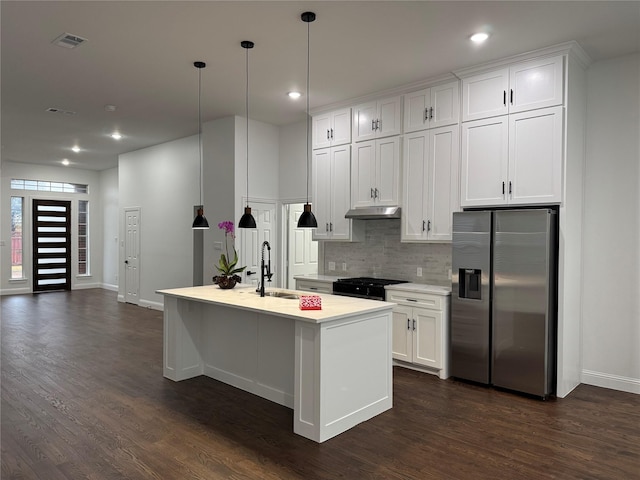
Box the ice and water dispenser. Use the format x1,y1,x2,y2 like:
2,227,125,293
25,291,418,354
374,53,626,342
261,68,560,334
458,268,482,300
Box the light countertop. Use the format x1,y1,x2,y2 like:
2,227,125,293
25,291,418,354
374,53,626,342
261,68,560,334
385,283,452,296
157,285,393,324
293,274,343,282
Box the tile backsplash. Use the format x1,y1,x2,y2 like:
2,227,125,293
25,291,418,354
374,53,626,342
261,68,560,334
322,219,452,287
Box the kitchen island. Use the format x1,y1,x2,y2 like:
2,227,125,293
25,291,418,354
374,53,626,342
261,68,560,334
157,285,394,443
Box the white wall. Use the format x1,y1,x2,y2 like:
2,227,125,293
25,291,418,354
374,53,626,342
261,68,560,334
0,161,104,294
279,119,308,203
100,167,119,290
118,135,199,308
581,53,640,394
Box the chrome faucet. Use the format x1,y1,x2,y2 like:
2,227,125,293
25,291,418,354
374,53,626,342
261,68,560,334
257,240,273,297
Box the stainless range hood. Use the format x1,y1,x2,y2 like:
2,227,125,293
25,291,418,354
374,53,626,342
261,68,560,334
344,206,401,220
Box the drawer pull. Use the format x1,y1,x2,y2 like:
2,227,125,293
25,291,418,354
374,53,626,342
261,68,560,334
406,298,417,302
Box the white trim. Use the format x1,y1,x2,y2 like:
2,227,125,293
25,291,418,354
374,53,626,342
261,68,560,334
582,370,640,395
74,282,102,290
0,286,31,296
140,299,163,311
102,283,118,292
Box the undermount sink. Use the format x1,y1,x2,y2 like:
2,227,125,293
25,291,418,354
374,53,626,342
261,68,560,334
263,291,300,299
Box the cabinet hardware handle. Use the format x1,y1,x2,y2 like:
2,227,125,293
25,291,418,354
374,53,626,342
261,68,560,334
376,119,380,130
422,220,426,232
330,128,334,139
502,181,505,195
371,187,375,199
330,222,333,232
372,119,376,131
309,287,318,290
406,298,417,302
374,188,379,199
326,222,329,232
429,107,433,120
510,89,514,105
327,129,330,140
424,108,428,122
407,319,411,330
503,90,507,106
427,220,432,232
412,319,416,331
509,181,512,194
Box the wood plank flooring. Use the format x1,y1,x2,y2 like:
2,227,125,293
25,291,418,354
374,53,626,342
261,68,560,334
2,289,639,479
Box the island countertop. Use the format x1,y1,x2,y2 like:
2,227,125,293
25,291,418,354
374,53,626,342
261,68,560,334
156,285,394,324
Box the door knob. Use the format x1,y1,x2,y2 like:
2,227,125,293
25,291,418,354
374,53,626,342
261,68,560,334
246,270,256,276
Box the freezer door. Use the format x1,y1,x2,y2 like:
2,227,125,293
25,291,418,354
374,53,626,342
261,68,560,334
451,211,492,384
492,209,556,397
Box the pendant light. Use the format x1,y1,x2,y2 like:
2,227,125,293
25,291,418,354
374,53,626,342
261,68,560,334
297,11,318,228
192,61,210,229
238,40,257,229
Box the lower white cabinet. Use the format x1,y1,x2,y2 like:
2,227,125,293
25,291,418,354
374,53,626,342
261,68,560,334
388,288,450,379
295,277,335,294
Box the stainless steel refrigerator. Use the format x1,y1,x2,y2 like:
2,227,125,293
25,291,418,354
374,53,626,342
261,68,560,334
451,209,557,398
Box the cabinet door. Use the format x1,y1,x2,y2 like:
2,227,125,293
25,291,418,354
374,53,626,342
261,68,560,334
401,131,428,241
331,108,352,146
312,149,331,240
461,116,509,207
330,145,352,240
403,88,430,134
353,102,377,142
508,106,563,205
392,305,413,362
351,140,376,208
312,114,332,150
375,136,400,206
462,68,509,122
377,96,402,138
430,81,460,128
509,56,563,114
428,125,459,242
413,307,442,368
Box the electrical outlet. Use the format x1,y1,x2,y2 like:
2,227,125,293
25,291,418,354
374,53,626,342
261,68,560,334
417,267,423,277
328,261,336,271
342,263,347,271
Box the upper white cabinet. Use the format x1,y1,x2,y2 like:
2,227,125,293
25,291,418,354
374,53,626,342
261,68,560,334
351,137,400,208
462,56,564,122
403,80,460,133
461,106,563,207
353,96,402,142
402,125,460,242
312,108,351,150
312,146,364,241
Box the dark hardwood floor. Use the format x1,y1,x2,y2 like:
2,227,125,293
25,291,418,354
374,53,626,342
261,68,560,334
2,289,638,479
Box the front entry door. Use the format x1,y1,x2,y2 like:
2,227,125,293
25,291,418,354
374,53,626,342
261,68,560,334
124,207,141,304
32,199,71,292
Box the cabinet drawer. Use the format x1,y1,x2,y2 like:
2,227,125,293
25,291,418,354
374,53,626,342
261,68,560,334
296,280,333,294
387,291,443,311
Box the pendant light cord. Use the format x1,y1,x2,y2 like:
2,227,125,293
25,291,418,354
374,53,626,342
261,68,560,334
306,18,311,204
198,65,203,208
245,46,250,208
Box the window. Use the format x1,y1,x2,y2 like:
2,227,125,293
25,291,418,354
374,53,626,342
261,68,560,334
78,200,89,275
10,197,23,279
11,178,88,194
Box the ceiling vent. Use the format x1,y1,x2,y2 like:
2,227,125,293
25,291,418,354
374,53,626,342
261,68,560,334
52,33,87,49
46,107,76,116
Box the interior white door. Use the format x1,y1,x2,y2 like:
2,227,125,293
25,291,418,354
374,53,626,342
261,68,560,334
241,201,276,288
287,203,318,289
124,207,140,304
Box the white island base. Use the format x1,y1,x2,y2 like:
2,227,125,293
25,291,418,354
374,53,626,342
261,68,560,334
159,286,394,443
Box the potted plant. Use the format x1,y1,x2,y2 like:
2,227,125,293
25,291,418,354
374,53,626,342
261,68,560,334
213,221,246,289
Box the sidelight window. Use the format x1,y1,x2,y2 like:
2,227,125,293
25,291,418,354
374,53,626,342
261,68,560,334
10,197,24,279
78,200,89,275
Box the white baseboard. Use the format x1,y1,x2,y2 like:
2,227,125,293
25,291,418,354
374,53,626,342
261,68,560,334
140,299,164,311
74,282,102,290
101,283,118,292
582,370,640,395
0,286,31,296
117,294,125,303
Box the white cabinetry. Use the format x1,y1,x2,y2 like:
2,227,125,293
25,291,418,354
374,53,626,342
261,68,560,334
388,287,450,379
353,96,402,142
404,80,460,133
462,55,563,122
312,146,364,241
461,106,563,207
402,126,459,242
295,277,336,294
312,108,351,150
351,137,400,208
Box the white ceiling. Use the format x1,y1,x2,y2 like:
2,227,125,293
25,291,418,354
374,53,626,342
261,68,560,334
2,1,639,171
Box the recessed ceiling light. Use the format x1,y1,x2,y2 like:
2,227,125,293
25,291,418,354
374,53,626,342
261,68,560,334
470,32,489,44
61,159,70,166
288,91,302,99
111,132,122,140
71,145,80,153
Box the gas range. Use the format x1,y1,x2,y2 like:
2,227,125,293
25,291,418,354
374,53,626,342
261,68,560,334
332,277,408,301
